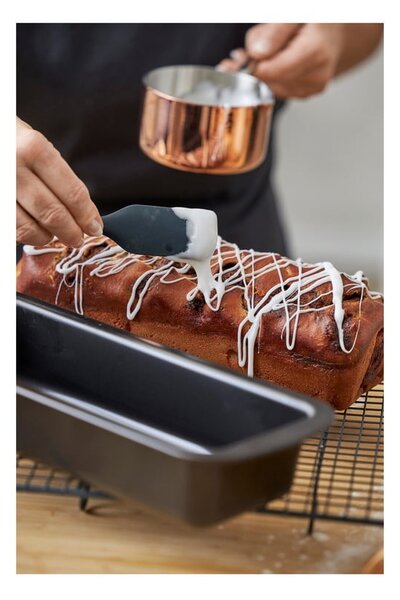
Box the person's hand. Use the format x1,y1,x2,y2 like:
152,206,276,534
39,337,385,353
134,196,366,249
219,23,346,99
17,117,103,247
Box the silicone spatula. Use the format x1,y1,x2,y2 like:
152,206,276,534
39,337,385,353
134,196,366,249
102,205,218,261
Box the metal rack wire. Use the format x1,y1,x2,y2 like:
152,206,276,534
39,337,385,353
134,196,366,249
16,455,109,511
17,384,383,530
258,383,384,531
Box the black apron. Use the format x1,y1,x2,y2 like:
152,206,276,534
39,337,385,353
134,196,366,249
17,23,289,254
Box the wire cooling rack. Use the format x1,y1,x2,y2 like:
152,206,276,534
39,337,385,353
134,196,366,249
258,383,384,532
17,384,384,530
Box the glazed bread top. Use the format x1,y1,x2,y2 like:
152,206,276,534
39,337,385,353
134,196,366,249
17,236,383,378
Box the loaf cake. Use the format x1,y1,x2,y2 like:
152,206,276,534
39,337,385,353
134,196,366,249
16,236,384,410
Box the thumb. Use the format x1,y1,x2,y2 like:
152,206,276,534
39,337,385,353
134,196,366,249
245,23,302,60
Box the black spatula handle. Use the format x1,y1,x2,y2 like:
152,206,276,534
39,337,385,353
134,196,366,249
102,205,189,257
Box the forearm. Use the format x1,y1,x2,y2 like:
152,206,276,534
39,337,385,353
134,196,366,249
335,24,383,76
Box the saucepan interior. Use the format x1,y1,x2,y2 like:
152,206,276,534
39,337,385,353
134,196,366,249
142,64,274,107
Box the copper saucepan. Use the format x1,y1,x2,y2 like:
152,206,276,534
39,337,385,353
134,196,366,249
139,65,275,175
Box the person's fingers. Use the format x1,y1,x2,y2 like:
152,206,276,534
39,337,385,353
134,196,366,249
217,48,248,72
16,203,53,246
17,127,103,237
254,44,323,82
216,59,240,72
245,23,302,60
265,63,331,98
252,35,328,84
17,165,84,247
229,47,248,67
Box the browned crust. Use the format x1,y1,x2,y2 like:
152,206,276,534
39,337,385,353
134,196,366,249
16,242,384,410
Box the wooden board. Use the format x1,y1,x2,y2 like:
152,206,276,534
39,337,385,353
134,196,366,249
17,492,383,574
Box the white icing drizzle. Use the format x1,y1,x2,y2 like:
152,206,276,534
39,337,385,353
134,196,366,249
171,207,218,261
23,237,382,377
23,244,62,256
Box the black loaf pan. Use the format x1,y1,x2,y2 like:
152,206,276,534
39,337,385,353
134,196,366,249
17,294,333,526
